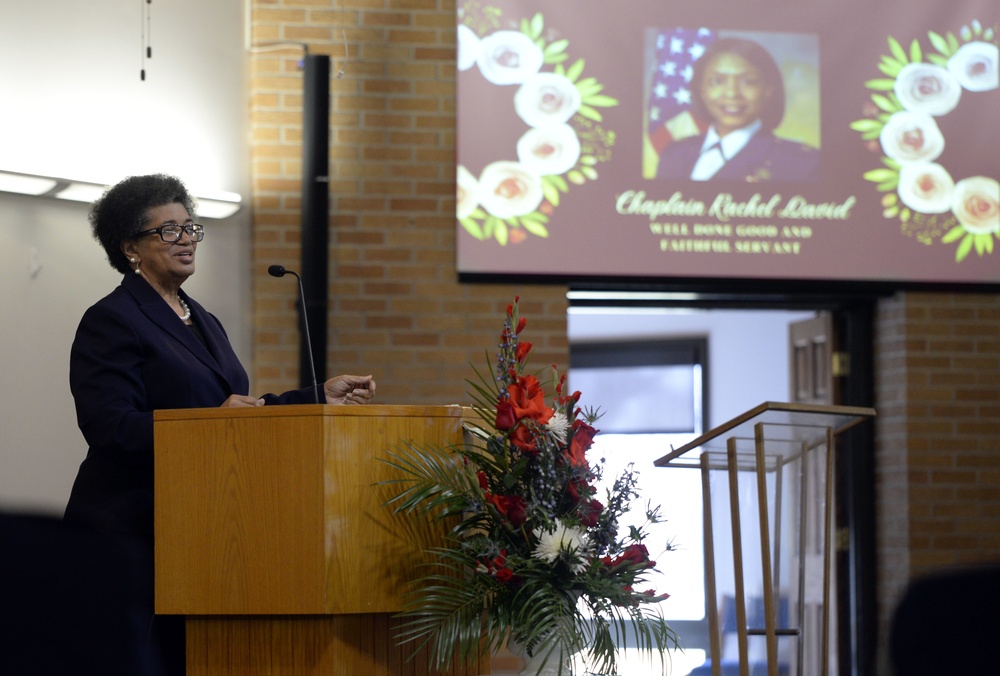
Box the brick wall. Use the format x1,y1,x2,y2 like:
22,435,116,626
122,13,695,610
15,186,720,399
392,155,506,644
875,291,1000,636
248,0,1000,666
248,0,568,406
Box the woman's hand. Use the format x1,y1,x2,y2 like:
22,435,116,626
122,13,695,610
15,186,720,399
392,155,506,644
324,375,376,405
220,394,264,407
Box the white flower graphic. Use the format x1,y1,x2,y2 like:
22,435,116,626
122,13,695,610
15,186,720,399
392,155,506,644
516,124,582,176
476,30,544,86
457,24,481,72
534,520,589,573
897,162,955,214
477,161,544,219
894,62,962,116
514,72,582,128
951,176,1000,235
947,41,999,92
456,165,479,219
879,111,944,164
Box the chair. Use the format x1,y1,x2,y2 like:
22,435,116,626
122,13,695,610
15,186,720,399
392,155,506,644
688,595,790,676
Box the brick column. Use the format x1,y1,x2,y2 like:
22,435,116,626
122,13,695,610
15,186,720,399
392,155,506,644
248,0,569,405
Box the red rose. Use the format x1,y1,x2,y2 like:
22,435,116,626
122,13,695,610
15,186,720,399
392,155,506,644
509,423,538,453
567,420,598,467
606,545,639,569
504,494,528,527
568,477,595,506
486,493,528,527
477,471,488,490
615,544,654,569
495,400,516,430
578,499,604,527
486,493,503,510
495,567,514,583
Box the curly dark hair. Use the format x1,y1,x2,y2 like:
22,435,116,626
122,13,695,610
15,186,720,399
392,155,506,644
90,174,197,274
690,37,786,132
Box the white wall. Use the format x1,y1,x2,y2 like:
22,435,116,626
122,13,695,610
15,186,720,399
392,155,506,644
0,0,250,514
568,306,816,633
568,306,816,428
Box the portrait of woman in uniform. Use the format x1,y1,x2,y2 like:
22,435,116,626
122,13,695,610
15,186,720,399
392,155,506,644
653,35,821,183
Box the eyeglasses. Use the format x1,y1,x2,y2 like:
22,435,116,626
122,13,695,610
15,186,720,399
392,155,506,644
134,222,205,242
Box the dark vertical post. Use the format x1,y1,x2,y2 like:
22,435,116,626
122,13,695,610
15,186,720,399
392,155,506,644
300,54,330,389
835,300,877,676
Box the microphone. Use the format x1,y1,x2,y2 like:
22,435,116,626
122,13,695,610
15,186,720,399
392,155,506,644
267,265,321,404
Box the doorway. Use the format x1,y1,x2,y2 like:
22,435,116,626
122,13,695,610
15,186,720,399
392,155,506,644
567,299,876,676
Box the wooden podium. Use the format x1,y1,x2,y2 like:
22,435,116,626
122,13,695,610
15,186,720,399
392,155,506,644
153,404,487,675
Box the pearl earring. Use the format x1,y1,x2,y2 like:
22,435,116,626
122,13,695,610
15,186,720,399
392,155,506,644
134,260,141,275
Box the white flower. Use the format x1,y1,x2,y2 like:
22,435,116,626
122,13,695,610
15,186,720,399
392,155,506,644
514,73,582,128
457,24,481,72
947,41,999,92
477,161,544,219
951,176,1000,235
534,520,590,573
476,30,544,85
517,124,582,176
897,162,955,214
894,62,962,116
879,111,944,164
546,410,570,444
456,165,479,219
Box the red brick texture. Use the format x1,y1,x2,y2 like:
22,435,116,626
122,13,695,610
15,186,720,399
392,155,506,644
875,292,1000,635
248,0,569,407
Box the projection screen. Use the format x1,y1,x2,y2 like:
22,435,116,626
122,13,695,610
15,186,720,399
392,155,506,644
455,0,999,287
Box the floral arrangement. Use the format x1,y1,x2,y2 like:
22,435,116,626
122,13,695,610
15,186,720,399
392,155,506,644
457,5,619,247
850,19,999,262
383,298,676,675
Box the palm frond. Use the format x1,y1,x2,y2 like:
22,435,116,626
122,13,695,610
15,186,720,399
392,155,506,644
395,551,493,669
379,443,478,518
380,297,680,675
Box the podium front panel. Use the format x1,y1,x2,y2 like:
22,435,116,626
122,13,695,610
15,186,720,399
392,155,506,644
154,405,464,616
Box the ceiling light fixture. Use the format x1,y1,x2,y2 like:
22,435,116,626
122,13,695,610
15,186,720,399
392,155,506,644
0,169,242,219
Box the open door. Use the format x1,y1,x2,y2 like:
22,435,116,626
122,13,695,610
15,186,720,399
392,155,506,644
790,314,837,673
789,312,835,406
790,311,859,675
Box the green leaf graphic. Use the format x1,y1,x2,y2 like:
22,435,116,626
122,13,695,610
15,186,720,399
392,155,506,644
888,36,908,63
955,234,973,262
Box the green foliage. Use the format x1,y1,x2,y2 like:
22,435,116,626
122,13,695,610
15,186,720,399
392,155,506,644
381,300,678,675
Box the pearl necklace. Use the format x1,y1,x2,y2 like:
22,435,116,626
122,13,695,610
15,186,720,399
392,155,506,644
178,298,191,322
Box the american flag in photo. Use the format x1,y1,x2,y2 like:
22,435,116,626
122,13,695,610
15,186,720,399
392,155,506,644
647,27,715,155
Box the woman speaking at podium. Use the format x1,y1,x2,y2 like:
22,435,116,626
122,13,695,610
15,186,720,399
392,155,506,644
63,174,375,674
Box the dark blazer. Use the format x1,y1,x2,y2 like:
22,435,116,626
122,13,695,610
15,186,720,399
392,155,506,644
657,129,820,183
64,273,315,542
